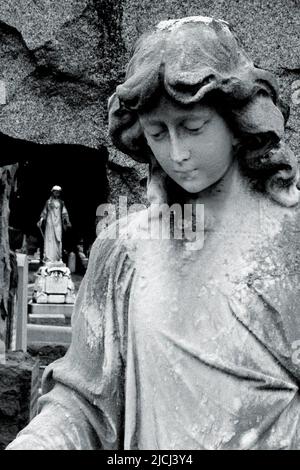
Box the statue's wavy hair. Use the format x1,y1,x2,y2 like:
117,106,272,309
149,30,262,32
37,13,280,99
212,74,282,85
108,16,299,207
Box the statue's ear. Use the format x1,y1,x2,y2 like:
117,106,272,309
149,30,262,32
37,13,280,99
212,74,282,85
265,142,300,208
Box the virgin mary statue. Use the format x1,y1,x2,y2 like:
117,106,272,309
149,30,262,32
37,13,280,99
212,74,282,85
38,185,71,263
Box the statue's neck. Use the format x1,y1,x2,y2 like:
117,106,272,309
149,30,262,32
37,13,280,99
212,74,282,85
183,160,254,236
185,160,240,212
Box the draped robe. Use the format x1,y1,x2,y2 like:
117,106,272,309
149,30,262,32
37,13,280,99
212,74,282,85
8,170,300,449
40,197,69,262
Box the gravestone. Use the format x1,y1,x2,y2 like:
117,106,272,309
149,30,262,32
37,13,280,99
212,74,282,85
32,263,75,304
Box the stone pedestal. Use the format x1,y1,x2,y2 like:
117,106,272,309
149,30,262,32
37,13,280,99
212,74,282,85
28,301,73,326
33,262,75,304
0,351,39,449
29,301,73,318
27,324,72,346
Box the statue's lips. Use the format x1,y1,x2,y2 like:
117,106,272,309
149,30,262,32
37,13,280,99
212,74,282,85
174,168,198,178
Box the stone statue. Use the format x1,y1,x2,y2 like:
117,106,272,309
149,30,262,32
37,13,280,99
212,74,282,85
7,17,300,450
38,186,71,263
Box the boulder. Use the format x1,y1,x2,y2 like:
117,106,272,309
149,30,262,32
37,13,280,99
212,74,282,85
0,351,39,449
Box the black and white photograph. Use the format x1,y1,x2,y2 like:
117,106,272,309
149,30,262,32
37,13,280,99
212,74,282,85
0,0,300,458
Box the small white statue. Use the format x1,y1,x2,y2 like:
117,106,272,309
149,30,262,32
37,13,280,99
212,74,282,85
37,186,71,263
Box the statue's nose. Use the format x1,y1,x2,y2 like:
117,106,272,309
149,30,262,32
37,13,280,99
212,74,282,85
169,133,189,163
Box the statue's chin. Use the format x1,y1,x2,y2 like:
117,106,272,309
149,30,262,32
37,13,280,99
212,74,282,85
175,179,210,194
179,185,204,194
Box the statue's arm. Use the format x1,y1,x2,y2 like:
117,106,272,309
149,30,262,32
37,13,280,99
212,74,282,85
61,201,71,226
7,234,132,449
6,383,108,449
38,201,48,226
41,201,49,219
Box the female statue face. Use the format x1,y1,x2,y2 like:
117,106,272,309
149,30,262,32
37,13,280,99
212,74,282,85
138,95,237,194
52,190,61,199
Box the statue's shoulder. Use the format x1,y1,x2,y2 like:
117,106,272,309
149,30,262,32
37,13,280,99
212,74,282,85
93,208,149,265
242,195,300,283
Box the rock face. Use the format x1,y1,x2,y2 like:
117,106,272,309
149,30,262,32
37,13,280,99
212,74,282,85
0,0,126,149
0,351,39,449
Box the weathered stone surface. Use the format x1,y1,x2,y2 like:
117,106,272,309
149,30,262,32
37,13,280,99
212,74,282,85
0,2,299,451
0,0,298,155
0,1,299,259
0,167,14,314
27,324,72,345
0,0,126,149
29,301,73,319
122,0,300,71
28,313,67,326
0,1,88,51
27,343,68,398
107,159,148,207
121,0,300,157
0,351,39,449
1,1,297,194
0,165,17,351
109,0,300,201
27,343,68,369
